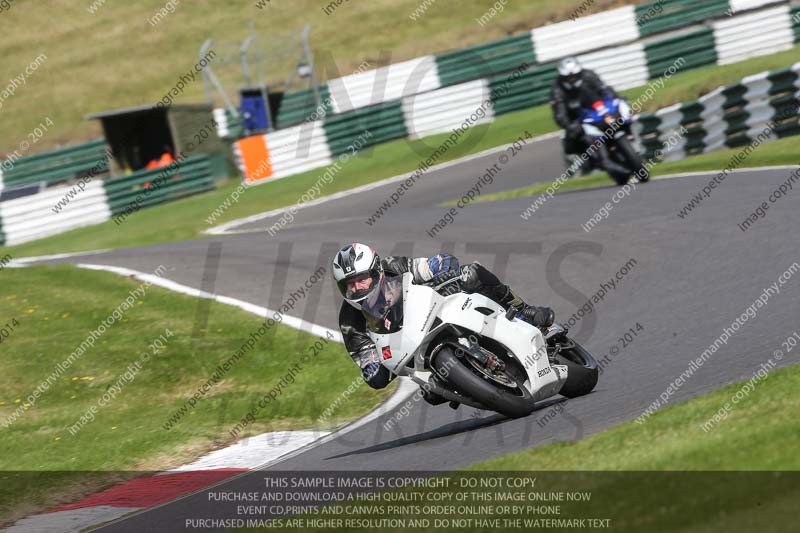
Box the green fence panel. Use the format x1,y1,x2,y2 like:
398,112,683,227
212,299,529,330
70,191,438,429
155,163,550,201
721,83,749,140
771,92,800,117
792,5,800,43
636,0,730,37
771,92,800,138
637,113,662,135
774,121,800,138
274,85,332,129
665,99,709,154
724,130,755,148
435,34,536,87
636,112,664,160
104,156,213,216
722,83,748,108
767,68,800,138
6,138,106,168
722,107,749,138
682,124,708,155
644,27,718,80
323,101,407,156
0,215,5,247
2,139,109,189
490,63,557,116
680,100,705,124
767,68,799,96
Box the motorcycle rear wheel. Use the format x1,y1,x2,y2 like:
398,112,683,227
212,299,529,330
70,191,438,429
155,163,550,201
432,347,536,418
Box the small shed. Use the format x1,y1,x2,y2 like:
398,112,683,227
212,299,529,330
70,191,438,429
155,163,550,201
86,103,229,179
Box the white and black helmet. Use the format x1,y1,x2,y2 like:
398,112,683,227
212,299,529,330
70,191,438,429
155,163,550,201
332,243,384,309
557,57,583,90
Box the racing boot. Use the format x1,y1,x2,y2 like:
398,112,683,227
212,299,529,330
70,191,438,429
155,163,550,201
460,264,554,330
496,286,555,330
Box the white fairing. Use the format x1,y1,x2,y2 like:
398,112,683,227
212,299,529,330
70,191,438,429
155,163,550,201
582,123,605,137
369,274,567,404
617,98,632,121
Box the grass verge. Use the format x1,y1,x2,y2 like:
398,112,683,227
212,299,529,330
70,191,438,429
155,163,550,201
3,46,799,257
472,365,800,471
0,265,392,525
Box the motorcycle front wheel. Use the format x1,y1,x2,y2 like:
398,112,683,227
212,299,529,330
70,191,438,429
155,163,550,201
615,136,648,183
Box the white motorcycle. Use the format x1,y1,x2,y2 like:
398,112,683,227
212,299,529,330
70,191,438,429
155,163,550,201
365,270,598,418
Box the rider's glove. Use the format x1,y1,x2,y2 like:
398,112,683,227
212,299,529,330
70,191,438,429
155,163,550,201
521,306,555,329
426,254,458,276
383,256,412,276
459,263,482,293
361,362,382,382
412,254,460,283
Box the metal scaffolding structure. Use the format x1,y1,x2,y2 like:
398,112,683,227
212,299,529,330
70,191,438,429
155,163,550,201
199,23,320,132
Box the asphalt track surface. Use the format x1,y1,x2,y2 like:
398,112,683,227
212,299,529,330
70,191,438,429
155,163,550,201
30,135,800,531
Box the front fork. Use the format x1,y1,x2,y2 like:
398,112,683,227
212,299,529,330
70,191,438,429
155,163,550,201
447,336,506,374
545,323,571,363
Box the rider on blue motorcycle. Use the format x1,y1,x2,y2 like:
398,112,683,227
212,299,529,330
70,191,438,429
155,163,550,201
550,57,631,178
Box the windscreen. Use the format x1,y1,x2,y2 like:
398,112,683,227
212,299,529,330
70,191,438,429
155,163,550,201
362,276,404,334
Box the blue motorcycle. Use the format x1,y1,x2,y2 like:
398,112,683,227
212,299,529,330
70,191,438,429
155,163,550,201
578,98,648,185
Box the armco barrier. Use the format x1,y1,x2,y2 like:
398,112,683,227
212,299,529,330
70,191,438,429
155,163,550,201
532,6,640,63
228,2,800,184
213,108,244,140
435,34,536,88
729,0,788,14
0,180,110,246
275,86,332,129
577,42,649,91
488,63,554,117
327,56,441,114
104,155,214,217
234,101,408,186
234,120,332,185
402,79,493,140
644,27,718,80
712,4,796,65
235,59,800,184
0,155,216,246
635,0,730,37
257,1,796,132
0,139,109,191
324,101,407,156
634,62,800,161
794,4,800,42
